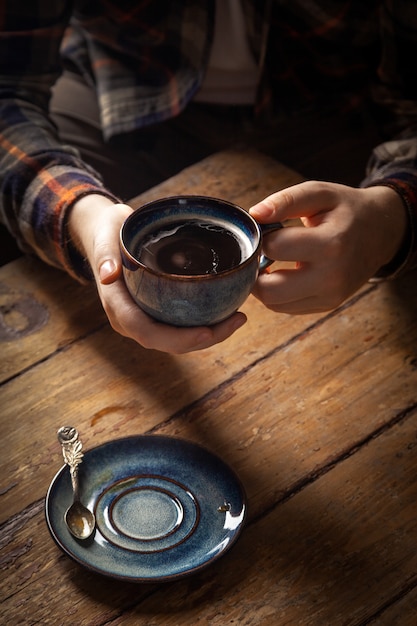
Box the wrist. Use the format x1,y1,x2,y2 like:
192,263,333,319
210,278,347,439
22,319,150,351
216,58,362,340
364,184,411,280
68,194,117,259
66,194,133,282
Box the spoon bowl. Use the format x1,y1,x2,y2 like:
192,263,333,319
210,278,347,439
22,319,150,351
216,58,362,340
65,500,95,540
57,426,96,540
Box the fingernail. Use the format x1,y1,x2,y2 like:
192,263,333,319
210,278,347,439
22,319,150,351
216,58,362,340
250,203,274,219
99,259,117,282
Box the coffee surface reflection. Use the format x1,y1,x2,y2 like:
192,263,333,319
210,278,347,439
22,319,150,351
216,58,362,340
136,220,243,275
120,195,282,326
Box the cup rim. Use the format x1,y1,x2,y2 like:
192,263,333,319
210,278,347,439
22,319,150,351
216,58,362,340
120,195,263,281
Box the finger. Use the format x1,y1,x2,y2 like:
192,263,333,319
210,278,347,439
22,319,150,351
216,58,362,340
252,267,346,312
253,295,331,315
144,312,248,354
261,222,335,264
253,268,314,306
99,258,120,284
98,277,247,354
250,181,346,223
90,203,132,284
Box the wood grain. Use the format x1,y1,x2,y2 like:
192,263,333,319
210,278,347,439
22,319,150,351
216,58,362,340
2,403,416,625
1,149,417,625
1,149,303,384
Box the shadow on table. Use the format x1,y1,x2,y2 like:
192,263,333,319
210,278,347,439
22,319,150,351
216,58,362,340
51,269,417,621
383,268,417,351
60,426,417,623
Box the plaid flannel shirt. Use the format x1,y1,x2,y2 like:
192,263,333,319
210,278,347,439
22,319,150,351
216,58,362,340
0,0,416,280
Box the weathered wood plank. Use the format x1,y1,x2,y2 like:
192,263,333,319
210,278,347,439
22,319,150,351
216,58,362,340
0,258,105,383
129,148,304,211
2,405,416,625
0,296,319,524
1,271,416,525
0,504,156,625
127,408,417,626
0,149,303,383
2,148,416,625
372,587,417,626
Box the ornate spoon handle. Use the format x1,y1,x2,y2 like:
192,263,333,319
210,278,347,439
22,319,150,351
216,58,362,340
57,426,84,501
57,426,95,540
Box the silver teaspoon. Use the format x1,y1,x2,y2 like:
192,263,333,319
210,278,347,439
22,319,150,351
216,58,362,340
57,426,95,540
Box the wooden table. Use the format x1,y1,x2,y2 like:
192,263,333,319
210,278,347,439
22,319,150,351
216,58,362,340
1,149,417,625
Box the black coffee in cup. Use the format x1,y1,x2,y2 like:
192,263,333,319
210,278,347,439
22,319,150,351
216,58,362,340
136,220,244,275
121,195,281,326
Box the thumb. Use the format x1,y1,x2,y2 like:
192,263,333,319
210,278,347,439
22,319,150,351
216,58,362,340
86,203,132,285
99,258,120,284
250,181,344,223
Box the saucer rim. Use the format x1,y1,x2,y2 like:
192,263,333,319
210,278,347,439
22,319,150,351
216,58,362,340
45,434,247,582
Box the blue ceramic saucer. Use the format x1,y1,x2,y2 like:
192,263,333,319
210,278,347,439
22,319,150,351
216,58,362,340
45,435,246,582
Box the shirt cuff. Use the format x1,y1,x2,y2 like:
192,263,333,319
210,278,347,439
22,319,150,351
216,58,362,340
363,175,417,281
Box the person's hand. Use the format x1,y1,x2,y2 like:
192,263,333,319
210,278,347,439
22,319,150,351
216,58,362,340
68,195,246,353
249,181,407,314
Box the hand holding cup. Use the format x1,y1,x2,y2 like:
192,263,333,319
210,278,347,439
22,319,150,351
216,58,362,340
120,195,282,327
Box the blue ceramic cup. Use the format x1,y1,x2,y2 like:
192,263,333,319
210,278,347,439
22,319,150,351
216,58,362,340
120,195,282,327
